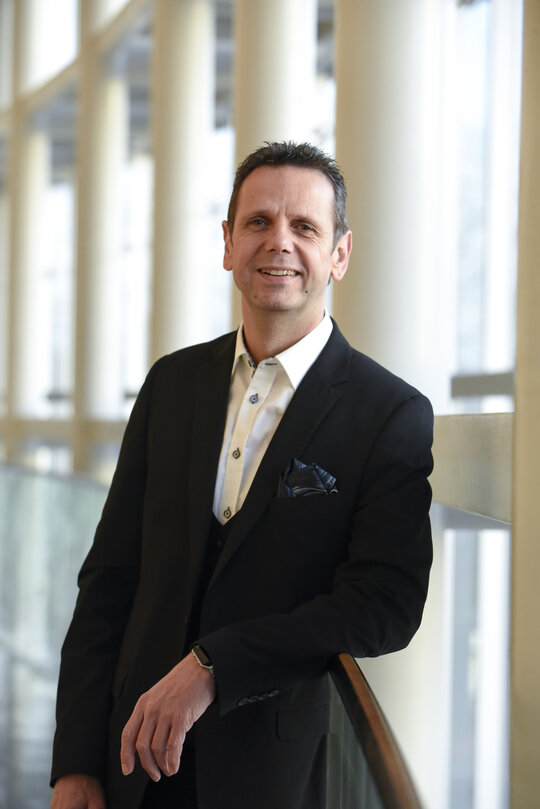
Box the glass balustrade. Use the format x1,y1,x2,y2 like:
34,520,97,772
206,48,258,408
0,464,106,808
328,655,422,809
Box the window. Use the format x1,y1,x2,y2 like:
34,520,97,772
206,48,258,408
450,0,522,413
15,89,76,418
20,0,78,91
104,21,154,417
443,511,510,809
92,0,130,31
0,134,7,416
0,0,13,107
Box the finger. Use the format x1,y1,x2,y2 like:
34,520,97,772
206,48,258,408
150,721,174,776
120,710,143,776
163,722,187,776
134,716,163,782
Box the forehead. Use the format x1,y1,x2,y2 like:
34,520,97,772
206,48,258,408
235,165,335,220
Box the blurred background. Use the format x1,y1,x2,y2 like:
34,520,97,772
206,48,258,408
1,1,538,808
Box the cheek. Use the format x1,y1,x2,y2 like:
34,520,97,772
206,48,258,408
232,239,257,265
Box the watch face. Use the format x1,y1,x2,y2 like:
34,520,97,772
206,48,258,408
193,645,211,667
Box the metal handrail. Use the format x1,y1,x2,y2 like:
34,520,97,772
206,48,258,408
329,653,423,809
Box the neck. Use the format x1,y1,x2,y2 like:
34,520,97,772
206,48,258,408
241,307,325,366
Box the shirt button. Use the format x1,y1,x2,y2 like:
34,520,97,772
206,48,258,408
249,393,259,404
232,447,241,459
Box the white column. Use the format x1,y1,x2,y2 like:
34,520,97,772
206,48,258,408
0,188,7,421
72,0,93,473
230,0,318,328
3,0,23,461
150,0,215,360
233,0,317,160
75,53,128,422
511,0,540,804
10,128,51,416
332,0,453,409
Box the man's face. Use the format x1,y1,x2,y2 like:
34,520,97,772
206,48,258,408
222,165,351,328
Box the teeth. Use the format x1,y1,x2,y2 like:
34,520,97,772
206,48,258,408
262,269,296,276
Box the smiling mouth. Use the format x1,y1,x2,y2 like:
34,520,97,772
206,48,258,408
259,268,299,277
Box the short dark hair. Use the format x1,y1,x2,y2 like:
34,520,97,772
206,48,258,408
227,141,349,245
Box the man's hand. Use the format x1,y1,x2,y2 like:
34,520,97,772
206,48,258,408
50,774,106,809
120,651,216,782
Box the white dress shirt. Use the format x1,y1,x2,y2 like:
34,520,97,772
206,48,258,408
213,312,333,524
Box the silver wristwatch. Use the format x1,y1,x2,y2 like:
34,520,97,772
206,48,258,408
191,644,216,682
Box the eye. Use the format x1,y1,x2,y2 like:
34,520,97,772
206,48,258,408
297,222,315,233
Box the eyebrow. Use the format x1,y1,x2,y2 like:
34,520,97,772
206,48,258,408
240,208,323,227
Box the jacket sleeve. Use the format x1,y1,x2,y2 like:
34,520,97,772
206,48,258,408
50,360,160,785
198,392,434,716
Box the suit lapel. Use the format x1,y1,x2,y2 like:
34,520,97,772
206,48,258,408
209,323,352,585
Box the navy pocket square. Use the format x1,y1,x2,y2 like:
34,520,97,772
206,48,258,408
277,458,339,498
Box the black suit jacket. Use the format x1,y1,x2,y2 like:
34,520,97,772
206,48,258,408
52,321,433,809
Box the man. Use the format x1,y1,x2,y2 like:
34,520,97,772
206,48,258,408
51,142,433,809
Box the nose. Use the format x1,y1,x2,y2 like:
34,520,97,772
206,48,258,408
265,220,293,253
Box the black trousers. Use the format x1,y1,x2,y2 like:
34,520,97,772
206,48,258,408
139,747,197,809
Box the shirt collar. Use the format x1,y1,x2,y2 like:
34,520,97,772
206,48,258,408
232,311,333,390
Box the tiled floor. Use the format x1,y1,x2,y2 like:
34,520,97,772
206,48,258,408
0,466,106,809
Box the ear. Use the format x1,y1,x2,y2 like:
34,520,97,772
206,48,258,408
222,221,233,271
330,230,352,283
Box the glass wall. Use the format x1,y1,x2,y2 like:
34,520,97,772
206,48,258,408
15,88,77,419
450,0,521,413
0,465,107,808
100,20,154,418
0,0,522,465
0,133,7,418
443,513,510,809
19,0,78,91
92,0,130,31
0,0,13,107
